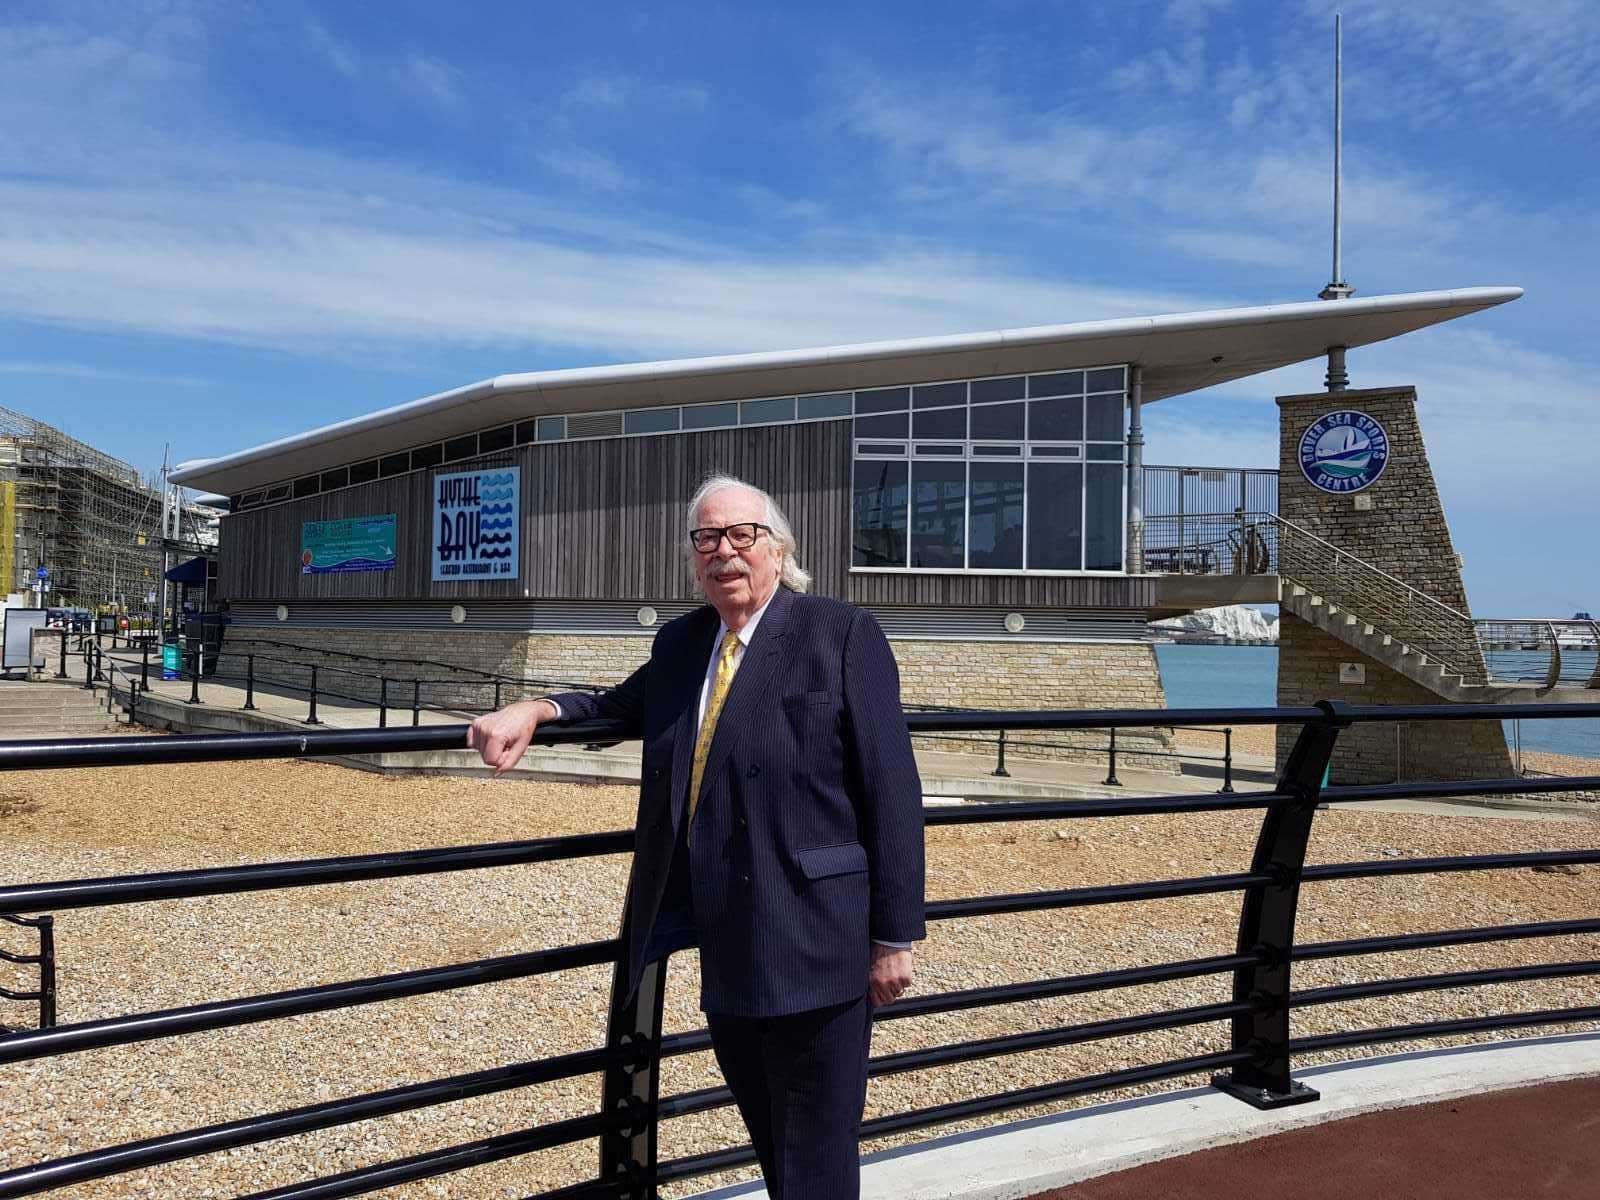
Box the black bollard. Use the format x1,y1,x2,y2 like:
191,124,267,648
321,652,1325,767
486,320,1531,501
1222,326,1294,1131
242,654,257,711
412,679,422,728
56,630,68,679
991,728,1010,778
378,676,388,729
305,665,321,725
140,638,150,690
187,646,201,704
1220,727,1235,794
1104,727,1121,787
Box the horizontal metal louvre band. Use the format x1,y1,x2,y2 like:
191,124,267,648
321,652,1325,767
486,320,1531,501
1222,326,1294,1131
564,412,624,439
227,601,1150,640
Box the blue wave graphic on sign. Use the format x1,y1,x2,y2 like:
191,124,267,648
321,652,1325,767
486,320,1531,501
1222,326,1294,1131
480,502,514,515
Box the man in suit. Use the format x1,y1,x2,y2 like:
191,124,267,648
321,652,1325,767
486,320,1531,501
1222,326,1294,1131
467,473,925,1199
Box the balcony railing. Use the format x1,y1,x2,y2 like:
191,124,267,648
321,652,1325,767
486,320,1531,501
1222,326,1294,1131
2,701,1598,1198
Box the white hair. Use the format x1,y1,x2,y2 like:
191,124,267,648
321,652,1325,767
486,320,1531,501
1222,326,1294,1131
685,473,812,593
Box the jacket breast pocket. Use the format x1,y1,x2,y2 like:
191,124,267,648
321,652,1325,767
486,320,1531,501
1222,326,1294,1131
796,841,868,880
781,689,834,710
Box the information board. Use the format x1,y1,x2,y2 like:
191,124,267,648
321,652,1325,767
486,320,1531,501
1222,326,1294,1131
300,514,397,575
431,467,519,582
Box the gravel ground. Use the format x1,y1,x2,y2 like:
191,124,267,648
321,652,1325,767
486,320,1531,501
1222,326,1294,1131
1,751,1598,1199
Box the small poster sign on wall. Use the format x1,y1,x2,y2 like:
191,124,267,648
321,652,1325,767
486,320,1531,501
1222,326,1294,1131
431,467,519,582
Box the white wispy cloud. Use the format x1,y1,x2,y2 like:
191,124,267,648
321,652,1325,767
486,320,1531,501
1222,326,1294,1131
0,362,213,387
537,147,634,191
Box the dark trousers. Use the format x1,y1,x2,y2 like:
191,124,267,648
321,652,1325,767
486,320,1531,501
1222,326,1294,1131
707,994,874,1200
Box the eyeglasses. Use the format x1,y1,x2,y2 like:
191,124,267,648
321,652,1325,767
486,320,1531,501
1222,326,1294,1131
689,522,773,553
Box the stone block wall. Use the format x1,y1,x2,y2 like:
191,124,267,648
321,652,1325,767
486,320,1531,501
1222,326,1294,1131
1276,386,1487,684
220,624,1175,771
1276,612,1512,783
891,638,1175,772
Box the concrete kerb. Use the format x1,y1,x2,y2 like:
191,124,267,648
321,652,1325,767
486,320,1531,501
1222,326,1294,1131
690,1032,1600,1200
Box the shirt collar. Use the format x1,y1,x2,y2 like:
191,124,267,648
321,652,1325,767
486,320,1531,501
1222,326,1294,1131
716,585,781,650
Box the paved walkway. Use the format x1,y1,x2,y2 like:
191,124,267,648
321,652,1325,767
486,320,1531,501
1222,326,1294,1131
1028,1075,1600,1200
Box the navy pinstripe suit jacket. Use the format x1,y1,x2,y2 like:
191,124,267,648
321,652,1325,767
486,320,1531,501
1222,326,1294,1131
547,586,926,1017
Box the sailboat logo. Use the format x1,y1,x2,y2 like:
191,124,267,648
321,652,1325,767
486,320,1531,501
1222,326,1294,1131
1298,410,1390,494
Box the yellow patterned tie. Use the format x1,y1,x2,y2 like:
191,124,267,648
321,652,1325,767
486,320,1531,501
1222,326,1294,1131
687,631,742,832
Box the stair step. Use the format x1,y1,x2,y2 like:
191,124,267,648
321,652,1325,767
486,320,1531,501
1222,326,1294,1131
1291,585,1307,598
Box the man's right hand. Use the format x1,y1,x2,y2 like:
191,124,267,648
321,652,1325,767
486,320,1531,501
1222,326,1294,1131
467,698,558,775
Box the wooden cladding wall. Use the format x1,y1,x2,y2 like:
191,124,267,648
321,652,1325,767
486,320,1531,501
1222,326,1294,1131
845,572,1155,609
218,421,1148,611
218,424,853,603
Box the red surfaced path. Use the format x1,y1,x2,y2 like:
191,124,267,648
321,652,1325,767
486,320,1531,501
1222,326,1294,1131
1028,1076,1600,1200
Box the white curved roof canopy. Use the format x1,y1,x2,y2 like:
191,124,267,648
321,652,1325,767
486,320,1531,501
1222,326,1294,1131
172,286,1521,495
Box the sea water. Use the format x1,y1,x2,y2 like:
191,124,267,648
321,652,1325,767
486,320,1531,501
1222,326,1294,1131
1154,644,1599,761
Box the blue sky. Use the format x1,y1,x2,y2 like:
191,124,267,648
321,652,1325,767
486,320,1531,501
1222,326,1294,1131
3,0,1595,614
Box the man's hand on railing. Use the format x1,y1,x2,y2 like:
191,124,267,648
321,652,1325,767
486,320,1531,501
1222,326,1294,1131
467,699,561,775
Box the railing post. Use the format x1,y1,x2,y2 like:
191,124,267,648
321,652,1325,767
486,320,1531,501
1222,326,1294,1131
187,646,201,704
127,675,138,727
241,654,257,710
56,631,68,680
36,917,56,1030
92,642,105,682
82,642,94,690
305,665,322,725
494,679,502,712
992,728,1010,778
1103,727,1121,787
140,638,150,691
1211,699,1349,1110
379,676,388,729
412,680,422,727
1218,727,1235,794
599,918,667,1198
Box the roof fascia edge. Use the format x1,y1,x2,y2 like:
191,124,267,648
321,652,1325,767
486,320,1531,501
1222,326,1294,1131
170,286,1522,487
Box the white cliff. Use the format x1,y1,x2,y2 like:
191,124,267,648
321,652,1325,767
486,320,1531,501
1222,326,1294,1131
1152,605,1278,644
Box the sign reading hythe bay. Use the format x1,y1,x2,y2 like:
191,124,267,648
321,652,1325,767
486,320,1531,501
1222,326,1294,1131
300,514,396,575
432,467,519,581
1298,410,1390,494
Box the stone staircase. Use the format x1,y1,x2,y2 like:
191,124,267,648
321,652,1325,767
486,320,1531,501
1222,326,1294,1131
0,681,120,740
1280,581,1491,702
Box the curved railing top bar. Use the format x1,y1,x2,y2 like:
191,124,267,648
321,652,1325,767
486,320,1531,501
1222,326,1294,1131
0,702,1597,1200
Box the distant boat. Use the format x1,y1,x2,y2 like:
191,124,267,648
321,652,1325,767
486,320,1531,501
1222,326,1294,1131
1556,613,1597,649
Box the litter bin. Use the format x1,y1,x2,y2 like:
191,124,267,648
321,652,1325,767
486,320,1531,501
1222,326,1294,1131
161,642,181,681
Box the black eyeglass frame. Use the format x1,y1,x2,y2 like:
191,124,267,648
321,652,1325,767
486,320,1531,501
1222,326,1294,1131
688,522,774,552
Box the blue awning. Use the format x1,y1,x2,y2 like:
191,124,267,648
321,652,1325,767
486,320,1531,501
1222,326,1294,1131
164,556,209,586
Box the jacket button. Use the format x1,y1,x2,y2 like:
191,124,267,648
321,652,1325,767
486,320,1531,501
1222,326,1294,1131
747,765,760,778
738,816,748,829
741,873,752,885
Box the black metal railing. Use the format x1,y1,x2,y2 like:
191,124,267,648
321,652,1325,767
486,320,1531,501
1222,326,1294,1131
0,914,55,1033
91,635,603,732
0,700,1597,1199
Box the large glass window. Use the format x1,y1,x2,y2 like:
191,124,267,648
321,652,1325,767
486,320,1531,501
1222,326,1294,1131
969,463,1025,568
1027,462,1083,570
852,460,908,568
910,461,965,568
1084,463,1125,571
847,365,1129,573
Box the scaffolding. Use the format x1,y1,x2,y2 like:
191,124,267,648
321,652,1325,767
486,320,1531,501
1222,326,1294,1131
0,406,216,610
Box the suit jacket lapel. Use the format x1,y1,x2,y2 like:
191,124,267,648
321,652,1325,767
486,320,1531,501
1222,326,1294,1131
698,585,795,794
669,608,719,825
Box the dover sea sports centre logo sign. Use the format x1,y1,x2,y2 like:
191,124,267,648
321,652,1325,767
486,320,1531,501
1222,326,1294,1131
1298,410,1391,494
